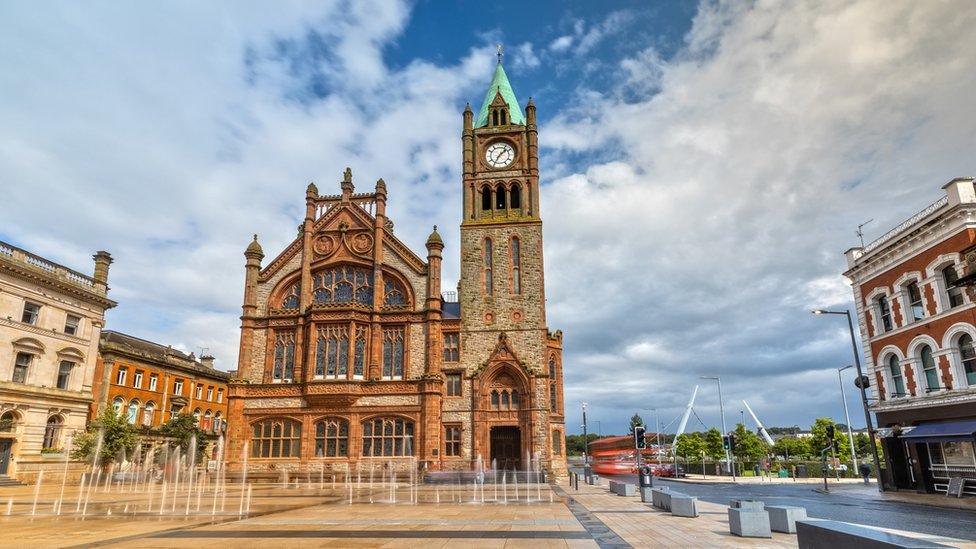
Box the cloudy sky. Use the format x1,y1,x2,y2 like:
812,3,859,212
2,0,975,435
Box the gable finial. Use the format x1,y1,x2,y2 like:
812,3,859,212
496,43,503,64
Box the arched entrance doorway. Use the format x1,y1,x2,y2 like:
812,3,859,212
475,361,532,472
490,425,521,470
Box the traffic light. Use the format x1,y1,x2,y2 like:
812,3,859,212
722,435,731,451
826,424,835,441
728,433,737,453
634,425,646,449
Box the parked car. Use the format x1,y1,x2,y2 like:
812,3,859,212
651,463,685,478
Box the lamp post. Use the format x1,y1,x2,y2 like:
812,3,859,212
700,375,733,481
812,309,884,492
581,402,589,475
838,365,859,469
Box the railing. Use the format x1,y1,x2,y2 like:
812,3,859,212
862,195,949,254
0,239,97,290
441,291,458,303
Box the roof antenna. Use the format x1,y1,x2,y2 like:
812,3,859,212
856,219,873,248
496,43,504,64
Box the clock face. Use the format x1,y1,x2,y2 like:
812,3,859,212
485,142,515,169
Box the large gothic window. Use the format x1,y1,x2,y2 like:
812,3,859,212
549,357,558,412
382,327,405,379
280,283,300,309
362,417,414,457
383,278,406,307
315,326,349,379
484,238,493,295
481,185,492,211
312,266,373,306
495,184,506,210
251,418,302,458
315,418,349,457
273,333,296,382
510,183,521,209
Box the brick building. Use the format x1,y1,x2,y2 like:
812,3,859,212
0,241,116,483
844,177,976,496
224,59,567,476
92,330,230,456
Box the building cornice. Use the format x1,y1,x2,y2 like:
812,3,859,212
0,243,117,309
0,316,92,346
99,343,230,382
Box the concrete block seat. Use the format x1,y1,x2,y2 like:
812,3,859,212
669,494,698,517
728,507,772,538
767,505,808,534
730,499,766,511
796,519,952,548
650,488,672,510
609,480,636,496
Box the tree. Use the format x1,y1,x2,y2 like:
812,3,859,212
772,436,810,459
703,428,725,459
854,432,884,461
674,431,706,459
71,408,138,466
809,417,851,463
565,433,600,456
629,413,644,434
731,423,766,460
158,413,207,462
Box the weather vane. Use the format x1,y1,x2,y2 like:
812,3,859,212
496,43,504,63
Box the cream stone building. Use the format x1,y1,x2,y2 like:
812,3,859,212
225,58,567,476
0,241,116,483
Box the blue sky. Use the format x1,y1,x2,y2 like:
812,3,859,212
2,0,975,436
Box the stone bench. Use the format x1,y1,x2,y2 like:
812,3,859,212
768,505,807,534
650,487,671,510
730,499,766,511
796,519,952,548
670,494,698,517
609,480,635,496
729,507,771,538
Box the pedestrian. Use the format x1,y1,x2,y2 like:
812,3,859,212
858,462,871,485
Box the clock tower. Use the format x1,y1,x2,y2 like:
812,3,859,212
458,55,565,474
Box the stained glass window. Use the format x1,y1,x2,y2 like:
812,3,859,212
315,419,348,457
315,326,349,379
273,333,296,381
251,418,301,458
312,266,373,305
383,279,406,307
281,283,300,309
362,417,414,457
382,327,404,379
354,326,367,378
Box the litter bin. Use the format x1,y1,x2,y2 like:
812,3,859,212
639,466,654,488
796,464,808,478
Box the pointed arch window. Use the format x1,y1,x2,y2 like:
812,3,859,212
495,184,507,210
888,355,905,397
273,332,296,382
511,236,521,294
315,326,349,379
509,183,521,209
281,283,300,309
492,109,499,126
315,418,349,457
382,327,405,379
383,278,407,307
481,185,492,211
484,238,493,295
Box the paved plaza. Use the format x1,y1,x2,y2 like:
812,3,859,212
1,476,974,548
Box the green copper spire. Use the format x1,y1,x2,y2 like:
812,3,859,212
474,57,525,128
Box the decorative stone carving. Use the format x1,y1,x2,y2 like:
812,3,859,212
313,235,337,257
243,397,306,409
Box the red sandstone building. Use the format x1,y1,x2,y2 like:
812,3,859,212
844,177,976,496
224,59,566,476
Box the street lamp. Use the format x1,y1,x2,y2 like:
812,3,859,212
581,402,589,473
812,308,883,492
838,365,859,469
700,375,733,481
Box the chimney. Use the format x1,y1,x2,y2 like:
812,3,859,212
92,251,113,293
200,355,215,369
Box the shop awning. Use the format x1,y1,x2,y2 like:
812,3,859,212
899,419,976,443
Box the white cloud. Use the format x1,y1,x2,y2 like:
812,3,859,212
549,35,573,52
511,42,540,70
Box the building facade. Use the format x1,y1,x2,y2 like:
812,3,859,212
844,177,976,496
92,331,230,457
225,60,566,476
0,241,116,483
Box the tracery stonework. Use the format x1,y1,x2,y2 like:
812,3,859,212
225,59,566,476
